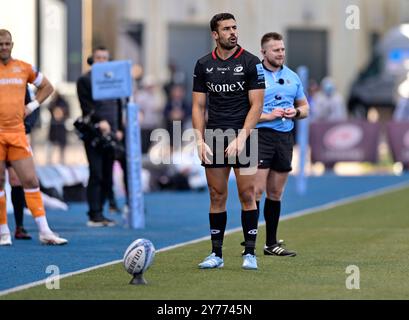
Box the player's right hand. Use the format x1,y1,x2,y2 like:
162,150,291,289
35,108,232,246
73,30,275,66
197,139,213,164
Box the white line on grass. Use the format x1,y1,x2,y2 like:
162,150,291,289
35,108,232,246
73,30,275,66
1,179,409,296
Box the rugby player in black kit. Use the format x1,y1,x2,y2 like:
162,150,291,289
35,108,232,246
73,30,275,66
192,13,265,270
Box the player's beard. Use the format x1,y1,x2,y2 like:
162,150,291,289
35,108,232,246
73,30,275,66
267,57,284,68
219,37,237,50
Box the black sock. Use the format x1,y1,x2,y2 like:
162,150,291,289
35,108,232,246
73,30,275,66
241,209,259,255
264,198,281,246
12,186,26,228
209,212,227,258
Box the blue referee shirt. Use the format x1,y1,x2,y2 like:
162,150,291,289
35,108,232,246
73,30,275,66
256,63,305,132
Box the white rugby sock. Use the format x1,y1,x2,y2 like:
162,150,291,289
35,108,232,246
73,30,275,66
34,216,52,234
0,224,10,234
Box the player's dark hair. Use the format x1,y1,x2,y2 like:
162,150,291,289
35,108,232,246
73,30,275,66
87,46,109,65
93,45,109,54
210,13,236,32
261,32,283,47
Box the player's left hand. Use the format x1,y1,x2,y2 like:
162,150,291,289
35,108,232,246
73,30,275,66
25,100,40,118
225,135,246,158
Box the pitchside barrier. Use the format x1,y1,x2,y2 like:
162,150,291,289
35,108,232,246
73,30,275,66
92,60,145,229
309,120,381,167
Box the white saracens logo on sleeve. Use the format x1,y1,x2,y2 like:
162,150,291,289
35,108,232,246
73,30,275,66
206,81,246,93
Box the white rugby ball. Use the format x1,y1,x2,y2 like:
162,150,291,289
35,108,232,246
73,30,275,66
123,238,156,275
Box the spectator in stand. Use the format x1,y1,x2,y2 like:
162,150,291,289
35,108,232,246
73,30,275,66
135,75,165,154
164,62,187,101
47,90,69,164
307,78,320,119
164,84,191,148
312,77,347,122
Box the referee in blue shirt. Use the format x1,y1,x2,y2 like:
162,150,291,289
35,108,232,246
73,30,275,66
254,32,309,256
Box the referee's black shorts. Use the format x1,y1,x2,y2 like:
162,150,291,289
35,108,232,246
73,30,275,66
201,128,258,169
257,128,294,172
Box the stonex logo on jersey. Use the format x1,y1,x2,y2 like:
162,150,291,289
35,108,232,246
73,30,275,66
206,81,246,93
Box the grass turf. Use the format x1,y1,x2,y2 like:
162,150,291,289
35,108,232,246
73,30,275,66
2,186,409,300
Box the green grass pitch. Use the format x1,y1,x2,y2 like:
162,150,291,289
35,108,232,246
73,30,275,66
3,186,409,300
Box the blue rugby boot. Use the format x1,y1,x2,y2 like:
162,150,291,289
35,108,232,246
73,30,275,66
198,253,224,269
242,253,258,270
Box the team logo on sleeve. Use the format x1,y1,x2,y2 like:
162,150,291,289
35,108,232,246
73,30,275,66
256,63,265,82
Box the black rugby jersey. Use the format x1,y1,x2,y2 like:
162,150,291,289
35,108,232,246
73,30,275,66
193,45,265,130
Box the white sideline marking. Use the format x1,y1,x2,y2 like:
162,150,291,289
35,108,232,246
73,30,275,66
1,180,409,296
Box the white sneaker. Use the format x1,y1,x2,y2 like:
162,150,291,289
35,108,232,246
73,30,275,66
0,233,12,246
39,232,68,245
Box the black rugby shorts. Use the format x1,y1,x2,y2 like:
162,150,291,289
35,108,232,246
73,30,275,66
201,128,258,169
257,128,294,172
